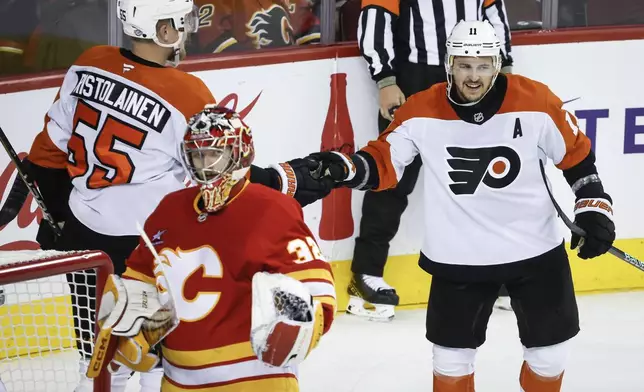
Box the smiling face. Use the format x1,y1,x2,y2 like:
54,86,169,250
451,56,497,103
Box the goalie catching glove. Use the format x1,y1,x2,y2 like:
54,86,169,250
86,275,178,378
250,272,325,367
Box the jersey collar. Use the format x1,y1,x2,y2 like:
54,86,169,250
448,74,508,125
119,48,165,68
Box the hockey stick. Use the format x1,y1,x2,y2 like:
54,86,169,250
135,222,179,318
0,125,62,236
87,223,180,379
0,163,29,227
539,161,644,272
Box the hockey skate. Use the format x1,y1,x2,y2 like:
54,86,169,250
346,274,399,321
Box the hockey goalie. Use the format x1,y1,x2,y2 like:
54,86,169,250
87,106,336,391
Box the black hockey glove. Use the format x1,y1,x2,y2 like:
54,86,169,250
571,196,615,259
306,151,360,188
267,158,335,207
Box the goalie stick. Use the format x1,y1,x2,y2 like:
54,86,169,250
135,221,179,321
539,161,644,272
87,222,180,378
0,125,62,236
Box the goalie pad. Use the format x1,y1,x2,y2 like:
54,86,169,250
251,272,325,368
87,275,178,378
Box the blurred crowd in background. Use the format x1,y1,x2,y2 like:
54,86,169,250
0,0,643,77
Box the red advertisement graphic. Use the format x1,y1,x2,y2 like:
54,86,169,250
319,73,355,241
0,152,42,250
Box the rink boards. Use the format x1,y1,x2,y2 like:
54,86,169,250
1,36,644,358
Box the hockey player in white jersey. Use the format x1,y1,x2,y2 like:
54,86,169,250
306,20,615,391
21,0,334,390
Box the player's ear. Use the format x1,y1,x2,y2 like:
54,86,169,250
156,19,174,45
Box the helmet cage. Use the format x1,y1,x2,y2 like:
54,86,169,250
181,106,254,212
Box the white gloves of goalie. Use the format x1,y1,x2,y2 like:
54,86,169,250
86,275,178,378
251,272,325,368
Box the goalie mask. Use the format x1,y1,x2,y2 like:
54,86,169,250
181,105,255,213
445,20,502,106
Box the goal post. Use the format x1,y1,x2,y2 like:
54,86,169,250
0,250,113,392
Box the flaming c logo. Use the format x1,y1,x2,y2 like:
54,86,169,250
446,146,521,195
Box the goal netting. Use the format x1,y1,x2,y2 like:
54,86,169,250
0,250,113,392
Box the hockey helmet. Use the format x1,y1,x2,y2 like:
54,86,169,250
445,20,502,106
181,105,255,212
117,0,198,66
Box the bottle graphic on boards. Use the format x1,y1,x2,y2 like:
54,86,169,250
319,73,355,240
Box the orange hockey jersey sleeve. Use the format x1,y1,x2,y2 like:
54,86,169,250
360,90,440,191
539,88,592,170
252,198,336,334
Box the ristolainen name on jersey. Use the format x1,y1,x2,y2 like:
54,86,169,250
71,70,171,133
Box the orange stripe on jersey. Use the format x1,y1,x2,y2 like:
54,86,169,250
286,268,334,284
122,267,155,285
28,129,67,169
162,373,298,392
362,0,400,16
162,341,255,368
483,0,496,8
499,74,591,170
74,46,216,121
362,83,456,191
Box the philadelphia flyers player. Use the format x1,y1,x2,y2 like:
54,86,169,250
86,105,336,392
21,0,332,390
306,20,615,392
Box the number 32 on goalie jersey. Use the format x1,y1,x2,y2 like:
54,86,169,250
151,237,324,322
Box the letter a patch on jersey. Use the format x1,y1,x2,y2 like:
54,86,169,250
513,118,523,139
446,146,521,195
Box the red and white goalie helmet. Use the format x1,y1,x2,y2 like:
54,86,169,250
181,105,255,212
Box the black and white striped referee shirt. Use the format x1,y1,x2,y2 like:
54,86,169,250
358,0,513,82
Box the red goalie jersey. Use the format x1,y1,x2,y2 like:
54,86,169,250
124,182,335,391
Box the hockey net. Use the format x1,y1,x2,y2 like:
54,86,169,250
0,250,113,392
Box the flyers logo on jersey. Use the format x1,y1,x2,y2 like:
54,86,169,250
446,146,521,195
247,4,295,49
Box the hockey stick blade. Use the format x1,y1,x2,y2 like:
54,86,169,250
539,161,644,272
0,167,29,226
0,125,62,236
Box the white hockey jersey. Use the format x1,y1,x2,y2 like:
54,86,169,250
29,46,216,236
362,74,591,266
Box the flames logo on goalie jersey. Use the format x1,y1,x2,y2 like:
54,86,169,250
446,146,521,195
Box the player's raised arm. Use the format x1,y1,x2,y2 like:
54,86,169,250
307,96,423,192
539,89,615,259
248,160,336,207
